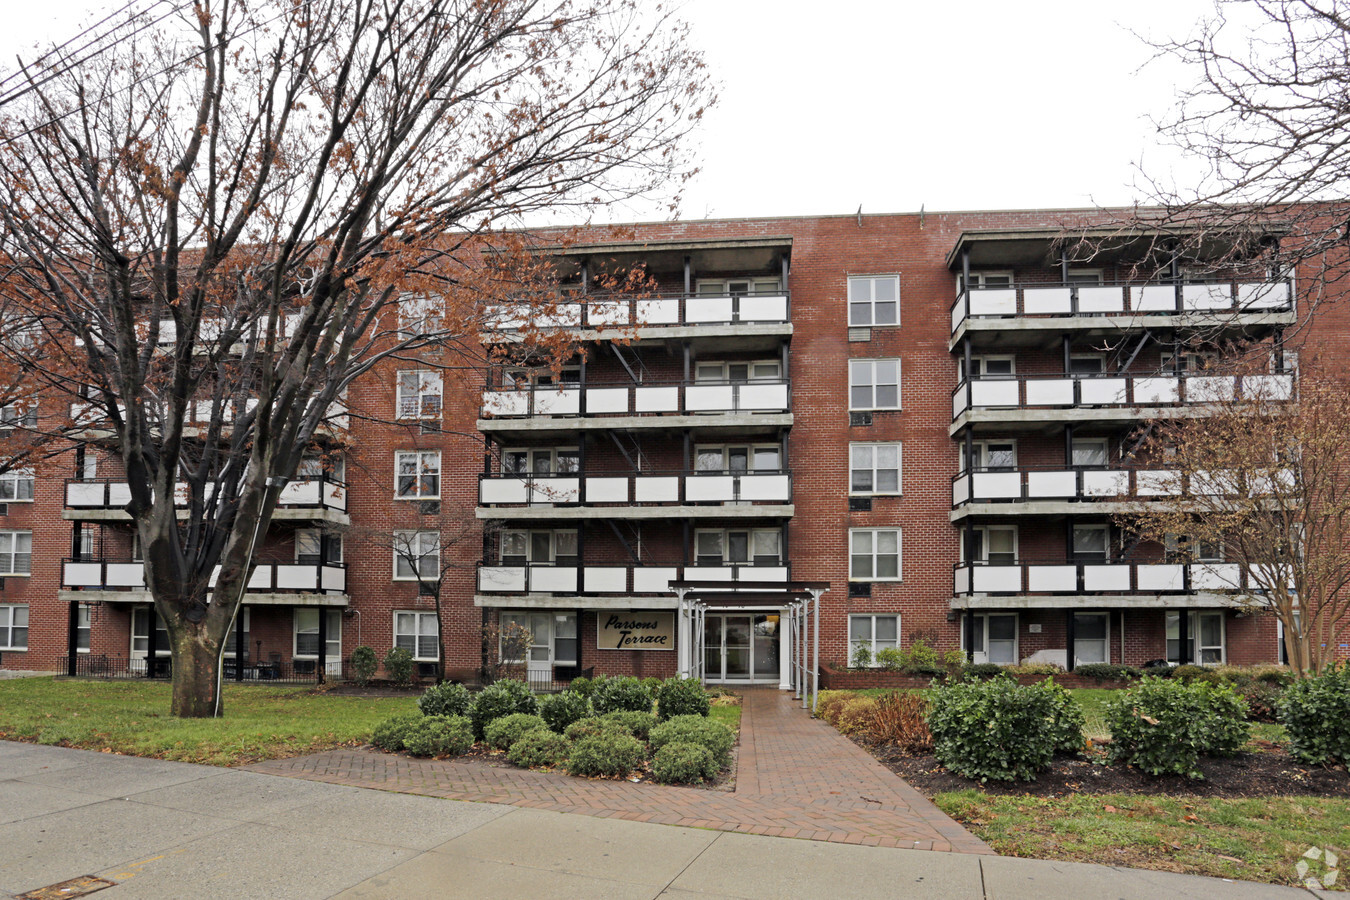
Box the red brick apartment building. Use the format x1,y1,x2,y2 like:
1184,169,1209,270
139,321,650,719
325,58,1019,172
0,209,1330,686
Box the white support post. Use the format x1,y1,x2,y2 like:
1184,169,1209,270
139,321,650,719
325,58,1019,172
800,598,810,710
675,588,691,678
810,589,822,715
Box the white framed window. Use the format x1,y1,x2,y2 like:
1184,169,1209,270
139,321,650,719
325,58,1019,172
503,447,579,475
75,604,91,652
849,528,901,581
957,355,1015,380
295,530,342,565
963,612,1018,665
847,275,900,327
395,451,440,499
393,531,440,580
1164,534,1224,563
1069,354,1105,376
850,443,901,495
695,444,781,473
696,277,781,296
1167,611,1226,664
0,531,32,575
1072,525,1110,562
0,401,36,429
963,526,1018,565
1065,269,1103,285
501,529,579,565
694,360,781,383
223,608,250,659
297,454,345,483
1073,612,1109,665
0,604,28,650
502,366,580,388
1071,438,1109,467
1162,351,1218,374
294,608,341,660
694,528,781,566
130,608,170,658
0,469,34,502
849,359,901,410
957,270,1013,291
960,440,1017,472
396,370,444,420
848,614,900,664
398,294,444,338
78,452,98,481
395,610,439,661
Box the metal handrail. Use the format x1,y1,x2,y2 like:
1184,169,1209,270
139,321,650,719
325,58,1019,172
947,277,1294,318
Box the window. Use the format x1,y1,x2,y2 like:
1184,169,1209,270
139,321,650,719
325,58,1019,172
0,469,33,501
1073,613,1109,664
1164,534,1224,563
294,608,341,659
1071,439,1109,467
394,531,440,580
78,452,98,481
395,451,440,499
694,360,781,383
0,604,28,650
958,271,1013,291
75,604,91,652
0,531,32,575
1071,525,1110,562
694,529,781,566
849,528,901,580
1069,354,1105,376
395,611,439,660
500,611,578,667
964,613,1018,664
503,366,580,388
297,454,345,483
396,370,443,420
965,526,1017,565
1065,269,1103,285
0,401,36,429
848,275,900,326
849,359,901,410
131,608,169,657
957,356,1015,380
223,608,250,658
398,294,444,337
849,614,900,664
961,440,1016,472
696,444,781,473
1167,611,1225,664
296,530,342,565
696,277,781,296
501,530,578,565
850,443,901,495
503,447,579,475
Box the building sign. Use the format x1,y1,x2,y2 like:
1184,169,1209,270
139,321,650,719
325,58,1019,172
597,612,675,651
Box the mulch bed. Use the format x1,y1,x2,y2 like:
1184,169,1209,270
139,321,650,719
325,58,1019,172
856,736,1350,799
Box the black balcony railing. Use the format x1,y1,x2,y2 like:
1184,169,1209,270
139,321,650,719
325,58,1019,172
478,467,793,506
480,377,792,419
484,290,792,331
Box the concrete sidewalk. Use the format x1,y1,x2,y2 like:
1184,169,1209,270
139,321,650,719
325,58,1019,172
0,741,1323,899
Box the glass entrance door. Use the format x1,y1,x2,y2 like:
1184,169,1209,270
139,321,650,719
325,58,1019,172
705,613,780,683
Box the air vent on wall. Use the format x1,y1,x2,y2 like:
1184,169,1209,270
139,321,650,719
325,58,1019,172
420,421,442,435
849,412,873,427
848,327,871,342
0,503,10,517
418,581,437,596
848,497,872,512
848,582,871,598
418,500,441,516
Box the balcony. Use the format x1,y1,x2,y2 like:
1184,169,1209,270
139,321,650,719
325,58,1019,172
484,291,791,336
63,477,348,524
950,279,1294,337
477,469,793,519
60,559,348,600
476,562,790,605
951,371,1293,427
479,379,792,432
952,558,1252,607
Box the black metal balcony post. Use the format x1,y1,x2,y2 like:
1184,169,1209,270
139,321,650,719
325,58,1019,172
964,609,977,664
145,608,158,678
316,606,327,684
961,248,971,323
66,600,79,676
578,354,587,417
1066,610,1077,672
781,251,791,319
963,337,973,411
1177,609,1191,665
235,609,245,681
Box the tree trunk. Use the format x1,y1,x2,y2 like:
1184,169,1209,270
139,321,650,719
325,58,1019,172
170,628,222,717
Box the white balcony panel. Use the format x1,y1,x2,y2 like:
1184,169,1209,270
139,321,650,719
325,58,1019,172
686,567,731,582
1135,377,1179,405
686,296,733,324
483,391,529,417
686,385,734,412
954,566,971,594
1237,280,1290,309
633,567,678,593
484,306,526,330
1193,563,1240,591
1080,377,1128,406
951,302,964,333
970,380,1019,408
533,388,580,416
1023,286,1072,315
588,302,630,326
1027,470,1076,499
739,474,791,501
321,566,345,592
584,477,628,503
63,562,104,586
753,567,789,582
530,567,578,592
538,306,582,327
530,478,579,504
1246,374,1293,401
1077,286,1125,313
952,475,971,506
973,566,1021,593
1137,564,1185,591
481,479,529,504
480,566,526,592
968,288,1017,316
1192,469,1238,496
1184,283,1233,311
1137,470,1182,496
280,481,320,506
971,471,1021,500
584,567,627,592
686,476,735,502
1028,565,1076,593
247,566,272,590
587,387,631,414
275,565,318,591
1187,376,1235,402
636,298,679,325
635,386,679,413
109,483,134,506
66,483,108,507
739,295,788,322
1082,470,1128,498
1026,378,1074,406
738,382,789,411
634,477,679,502
1135,285,1178,311
107,563,147,588
953,391,968,419
1083,565,1130,592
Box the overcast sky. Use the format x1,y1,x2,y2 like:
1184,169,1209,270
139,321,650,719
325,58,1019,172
1,0,1219,222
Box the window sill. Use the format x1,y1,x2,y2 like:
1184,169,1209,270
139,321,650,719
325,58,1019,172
847,578,902,584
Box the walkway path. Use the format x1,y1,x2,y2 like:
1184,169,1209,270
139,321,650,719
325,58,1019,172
247,688,990,854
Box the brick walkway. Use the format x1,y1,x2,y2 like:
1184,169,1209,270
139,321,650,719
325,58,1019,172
245,688,991,854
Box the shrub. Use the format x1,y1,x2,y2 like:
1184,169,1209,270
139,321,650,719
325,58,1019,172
649,714,735,767
1171,664,1221,684
1072,663,1139,681
1008,662,1064,677
960,663,1007,681
655,676,711,720
1234,680,1284,723
565,731,646,777
850,641,873,669
869,691,932,753
418,681,471,717
507,727,572,769
484,713,548,750
383,647,414,688
1279,664,1350,766
815,691,854,726
834,696,880,735
903,639,943,674
927,677,1084,782
599,710,657,741
370,713,423,752
568,676,595,697
350,646,378,686
402,715,474,757
469,679,538,738
564,715,631,742
1140,660,1176,677
538,691,591,733
1105,676,1251,778
875,647,905,671
641,676,663,695
652,741,718,784
589,675,654,715
943,649,968,672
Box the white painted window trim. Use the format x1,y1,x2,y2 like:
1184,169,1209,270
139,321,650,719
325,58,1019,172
848,527,902,581
848,359,902,411
0,603,28,650
847,274,901,327
393,531,441,580
847,613,901,665
849,442,903,496
394,610,440,661
394,450,441,499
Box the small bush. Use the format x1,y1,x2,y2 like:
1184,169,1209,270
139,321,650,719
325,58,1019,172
815,691,853,727
1279,664,1350,766
564,715,632,742
850,641,873,669
1072,663,1139,681
1171,664,1221,684
875,647,905,671
654,677,710,720
1007,662,1064,677
538,691,591,733
350,646,378,686
568,676,595,697
565,731,646,777
869,691,932,753
1234,680,1284,723
599,710,657,741
927,677,1084,782
641,676,663,695
1105,676,1250,778
469,679,538,738
507,727,572,769
943,649,968,672
903,639,942,674
652,741,718,784
402,715,474,757
383,647,414,688
484,713,549,751
418,681,471,717
1140,660,1176,677
960,663,1007,681
370,713,423,752
649,715,735,767
589,675,654,715
834,696,880,735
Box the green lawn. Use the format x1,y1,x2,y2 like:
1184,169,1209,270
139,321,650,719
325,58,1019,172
0,677,417,766
935,790,1348,890
709,701,742,733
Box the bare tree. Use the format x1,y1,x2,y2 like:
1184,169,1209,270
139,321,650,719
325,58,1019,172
0,0,711,716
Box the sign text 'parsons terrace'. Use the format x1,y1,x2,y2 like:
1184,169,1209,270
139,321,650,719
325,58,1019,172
597,612,675,650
